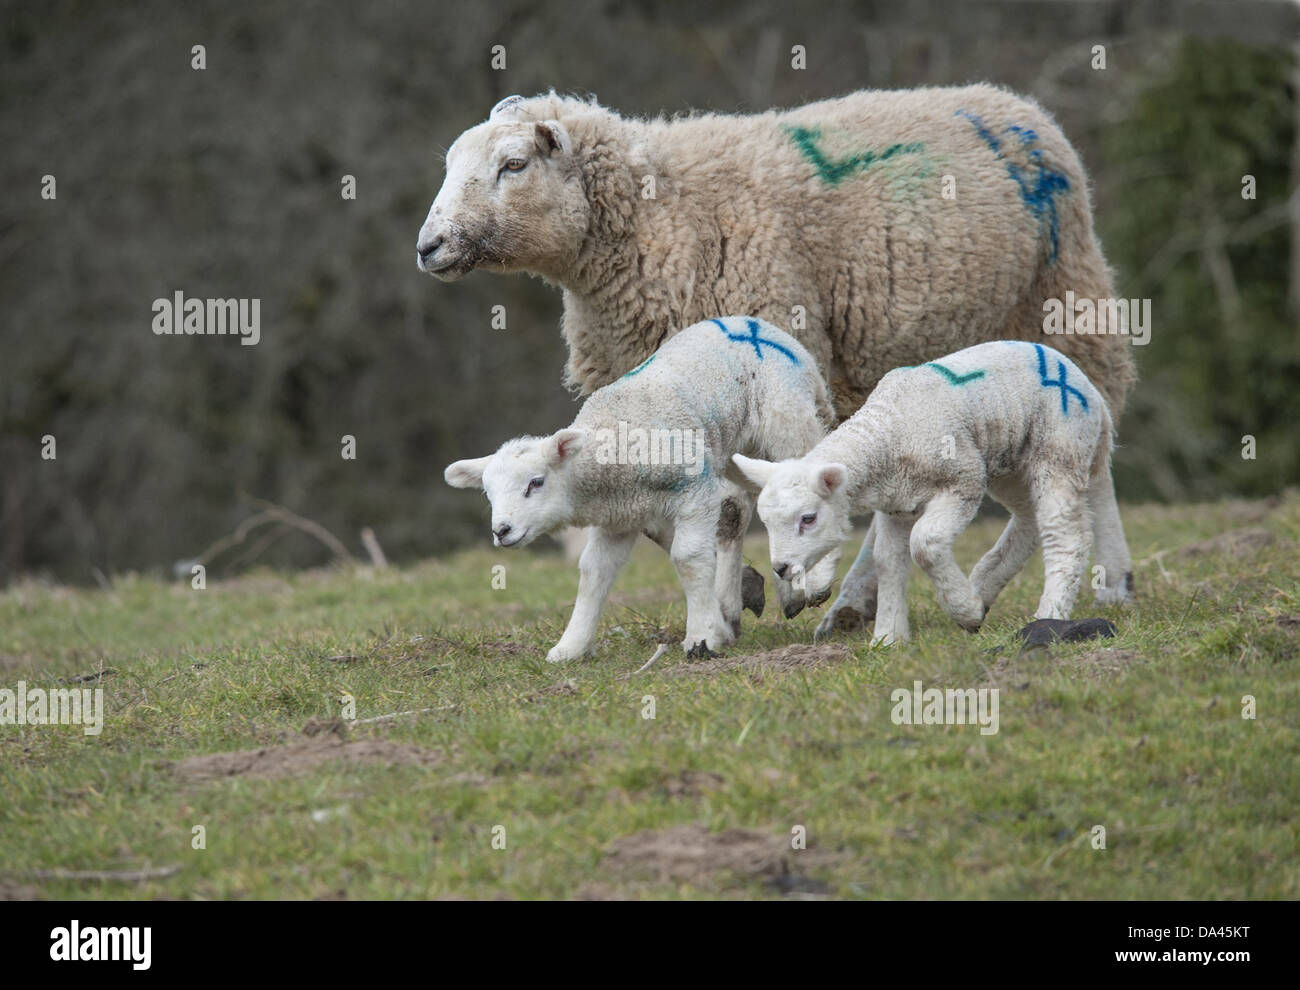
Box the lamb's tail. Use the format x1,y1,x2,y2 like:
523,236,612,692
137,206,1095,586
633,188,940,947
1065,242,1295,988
812,367,838,431
1087,396,1135,605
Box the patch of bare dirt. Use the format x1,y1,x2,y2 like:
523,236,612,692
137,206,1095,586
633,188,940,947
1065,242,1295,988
984,647,1140,686
1177,527,1277,559
523,679,577,702
663,643,853,677
166,735,440,784
602,825,793,883
662,770,725,797
0,881,41,900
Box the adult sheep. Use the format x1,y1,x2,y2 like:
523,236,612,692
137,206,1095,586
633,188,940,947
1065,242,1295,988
416,86,1136,627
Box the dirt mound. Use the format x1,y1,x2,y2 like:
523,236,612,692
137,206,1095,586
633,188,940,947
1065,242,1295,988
167,736,440,784
985,647,1140,686
602,825,793,883
665,643,853,677
1177,527,1276,559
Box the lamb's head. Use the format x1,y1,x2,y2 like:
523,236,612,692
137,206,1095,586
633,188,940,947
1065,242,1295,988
417,96,589,281
732,454,850,618
445,429,586,548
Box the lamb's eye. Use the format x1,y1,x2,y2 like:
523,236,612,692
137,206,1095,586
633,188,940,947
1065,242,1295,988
800,512,817,528
525,476,544,497
502,158,527,173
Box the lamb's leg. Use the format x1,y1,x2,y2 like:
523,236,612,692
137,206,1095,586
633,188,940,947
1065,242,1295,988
871,513,914,646
970,481,1039,614
671,511,735,654
1088,462,1135,606
547,528,637,663
909,490,986,632
1029,474,1092,620
816,514,879,638
713,482,751,638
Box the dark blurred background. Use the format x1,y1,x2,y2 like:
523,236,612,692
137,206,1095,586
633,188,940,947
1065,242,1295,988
2,0,1297,584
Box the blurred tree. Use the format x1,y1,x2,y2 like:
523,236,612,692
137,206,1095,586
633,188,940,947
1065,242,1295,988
1101,38,1298,501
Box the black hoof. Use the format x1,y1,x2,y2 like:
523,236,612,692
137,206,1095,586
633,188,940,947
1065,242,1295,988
741,565,766,618
1017,617,1117,653
687,640,721,660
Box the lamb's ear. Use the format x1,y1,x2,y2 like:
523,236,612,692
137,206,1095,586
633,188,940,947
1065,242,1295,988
444,456,492,490
546,428,586,467
534,120,571,156
732,454,776,492
490,95,525,120
810,463,847,498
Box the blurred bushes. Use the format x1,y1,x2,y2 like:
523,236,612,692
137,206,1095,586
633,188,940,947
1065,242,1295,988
0,1,1295,583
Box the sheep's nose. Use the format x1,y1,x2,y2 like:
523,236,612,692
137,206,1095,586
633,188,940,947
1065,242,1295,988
774,562,790,579
494,523,512,541
417,235,444,264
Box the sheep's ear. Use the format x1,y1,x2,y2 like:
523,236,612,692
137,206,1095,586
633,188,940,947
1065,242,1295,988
445,456,491,489
732,454,776,491
547,428,586,467
490,95,525,120
534,120,571,156
810,463,847,498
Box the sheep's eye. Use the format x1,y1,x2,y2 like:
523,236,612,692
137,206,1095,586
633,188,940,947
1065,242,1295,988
525,476,544,497
800,512,817,528
502,158,527,173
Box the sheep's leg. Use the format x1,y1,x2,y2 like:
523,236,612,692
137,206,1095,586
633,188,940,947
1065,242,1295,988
670,511,735,654
870,513,914,646
816,514,879,638
1088,462,1135,606
1029,474,1092,620
970,481,1039,614
909,490,986,632
547,528,637,663
713,482,751,638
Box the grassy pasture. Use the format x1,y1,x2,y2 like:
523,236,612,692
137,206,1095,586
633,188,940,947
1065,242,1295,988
1,493,1297,899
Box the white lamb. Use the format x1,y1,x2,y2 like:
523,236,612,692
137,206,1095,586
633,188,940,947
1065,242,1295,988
733,340,1135,646
445,316,834,662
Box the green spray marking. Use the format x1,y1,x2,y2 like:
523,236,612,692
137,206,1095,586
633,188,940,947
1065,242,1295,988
620,354,655,379
785,125,926,186
921,362,986,386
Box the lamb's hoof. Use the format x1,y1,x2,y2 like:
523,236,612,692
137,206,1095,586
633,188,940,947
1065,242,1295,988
741,565,766,618
1017,617,1117,655
831,606,866,633
686,640,721,660
958,620,983,634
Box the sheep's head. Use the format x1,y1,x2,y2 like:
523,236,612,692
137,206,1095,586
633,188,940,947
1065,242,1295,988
444,429,586,548
417,96,588,281
732,454,850,618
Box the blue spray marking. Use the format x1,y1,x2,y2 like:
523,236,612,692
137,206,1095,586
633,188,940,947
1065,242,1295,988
711,318,800,364
668,458,711,492
954,109,1070,263
1032,343,1088,415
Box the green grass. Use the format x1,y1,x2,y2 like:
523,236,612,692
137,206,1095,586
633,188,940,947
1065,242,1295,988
2,493,1298,899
